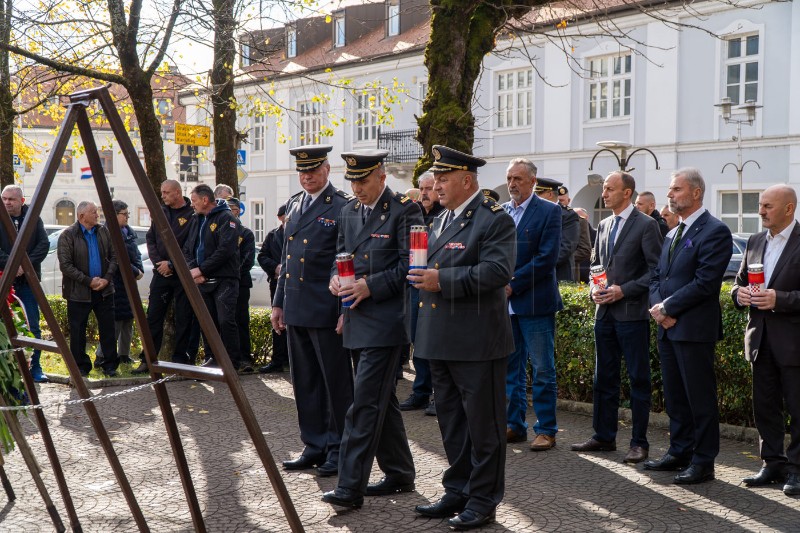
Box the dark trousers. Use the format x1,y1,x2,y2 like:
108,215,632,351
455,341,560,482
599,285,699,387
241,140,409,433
200,278,242,366
408,286,432,398
430,357,506,515
287,325,353,463
68,292,118,374
593,317,651,448
236,285,251,361
338,346,415,493
144,273,193,363
753,337,800,473
658,338,719,466
268,280,288,366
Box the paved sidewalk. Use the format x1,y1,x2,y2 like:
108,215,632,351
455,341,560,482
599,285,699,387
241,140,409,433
1,372,799,532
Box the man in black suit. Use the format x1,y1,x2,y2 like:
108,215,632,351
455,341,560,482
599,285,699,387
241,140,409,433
536,177,580,282
409,145,516,530
321,150,422,509
635,191,669,237
257,205,288,373
645,168,732,484
271,144,354,477
571,172,662,463
732,185,800,496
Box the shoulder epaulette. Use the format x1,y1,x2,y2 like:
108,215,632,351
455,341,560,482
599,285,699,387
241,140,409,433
393,191,412,204
335,189,354,200
481,199,504,213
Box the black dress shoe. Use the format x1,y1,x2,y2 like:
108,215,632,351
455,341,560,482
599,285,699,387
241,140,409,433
259,361,285,373
119,356,134,365
570,438,616,452
282,455,323,471
93,358,105,369
743,465,787,487
399,393,429,411
448,509,496,530
784,473,800,496
103,369,118,378
200,358,219,368
322,488,363,509
415,496,468,518
316,460,339,477
236,362,254,373
365,476,415,496
674,463,715,484
643,453,691,471
132,362,149,374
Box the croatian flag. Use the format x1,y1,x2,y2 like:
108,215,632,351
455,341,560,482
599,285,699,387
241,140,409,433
80,167,92,179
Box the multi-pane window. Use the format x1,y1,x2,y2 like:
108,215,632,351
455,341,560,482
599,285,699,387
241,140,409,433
720,191,761,233
253,114,264,152
287,29,297,58
355,92,378,142
241,44,251,67
725,35,759,105
496,69,532,129
252,201,265,244
298,100,323,143
99,150,113,174
334,16,345,47
58,150,73,174
588,54,632,120
387,3,400,36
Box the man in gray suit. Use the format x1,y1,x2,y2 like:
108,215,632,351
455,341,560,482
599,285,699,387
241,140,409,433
321,150,423,509
571,171,662,463
409,145,516,530
271,144,354,477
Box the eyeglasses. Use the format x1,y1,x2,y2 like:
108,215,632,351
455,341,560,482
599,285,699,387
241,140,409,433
118,211,130,217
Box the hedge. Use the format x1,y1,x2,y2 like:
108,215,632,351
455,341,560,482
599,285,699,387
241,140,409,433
556,281,753,427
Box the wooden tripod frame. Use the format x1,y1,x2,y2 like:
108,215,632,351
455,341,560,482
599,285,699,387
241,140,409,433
0,85,303,532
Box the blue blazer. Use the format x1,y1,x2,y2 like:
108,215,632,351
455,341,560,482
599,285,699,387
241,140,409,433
649,210,732,342
504,194,563,316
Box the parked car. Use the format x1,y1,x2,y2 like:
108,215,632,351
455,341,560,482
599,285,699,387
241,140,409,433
724,233,750,281
44,224,66,235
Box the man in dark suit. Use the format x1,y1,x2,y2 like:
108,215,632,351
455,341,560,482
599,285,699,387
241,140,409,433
635,191,670,237
409,145,516,530
227,197,255,371
271,144,354,477
645,168,732,484
732,184,800,496
321,150,422,509
536,177,580,282
257,205,288,373
502,158,563,451
571,172,662,463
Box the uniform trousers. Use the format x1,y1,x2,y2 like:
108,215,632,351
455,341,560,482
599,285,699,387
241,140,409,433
430,357,506,516
144,272,193,364
199,278,242,366
236,285,251,360
287,325,353,463
268,280,288,366
337,345,415,492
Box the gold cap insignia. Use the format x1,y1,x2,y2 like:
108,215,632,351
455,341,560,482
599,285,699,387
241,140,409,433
432,147,441,160
346,157,357,166
297,151,308,159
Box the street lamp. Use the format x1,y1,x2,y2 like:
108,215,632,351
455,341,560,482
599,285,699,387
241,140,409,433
714,98,762,233
587,140,660,185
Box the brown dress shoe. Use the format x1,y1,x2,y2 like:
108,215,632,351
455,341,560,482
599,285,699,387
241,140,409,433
623,446,648,464
570,438,616,452
506,428,526,443
530,434,556,451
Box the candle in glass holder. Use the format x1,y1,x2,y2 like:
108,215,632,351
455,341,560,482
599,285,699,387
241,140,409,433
336,253,356,308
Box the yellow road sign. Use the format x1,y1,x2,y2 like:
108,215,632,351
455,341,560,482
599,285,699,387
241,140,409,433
175,123,211,146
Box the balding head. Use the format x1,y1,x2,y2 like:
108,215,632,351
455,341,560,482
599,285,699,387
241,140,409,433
759,185,797,235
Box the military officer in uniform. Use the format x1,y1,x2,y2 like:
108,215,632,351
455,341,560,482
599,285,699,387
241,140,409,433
321,150,423,509
271,144,355,476
409,145,516,530
535,177,580,282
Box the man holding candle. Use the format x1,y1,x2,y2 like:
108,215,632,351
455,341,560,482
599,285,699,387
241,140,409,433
322,150,423,509
732,184,800,496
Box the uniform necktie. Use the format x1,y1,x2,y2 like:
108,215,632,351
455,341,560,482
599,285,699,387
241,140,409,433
669,222,685,261
607,216,622,257
443,210,454,230
301,194,312,214
362,206,371,224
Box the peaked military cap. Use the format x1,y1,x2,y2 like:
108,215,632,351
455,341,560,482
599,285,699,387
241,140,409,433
277,204,287,217
558,185,569,196
482,188,500,202
429,145,486,173
341,149,389,180
534,176,563,193
289,144,333,171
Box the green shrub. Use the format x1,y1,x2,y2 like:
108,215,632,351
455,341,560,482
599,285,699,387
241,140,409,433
556,281,753,426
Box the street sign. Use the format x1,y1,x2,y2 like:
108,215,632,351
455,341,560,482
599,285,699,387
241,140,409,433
175,123,211,147
13,154,21,167
237,150,246,166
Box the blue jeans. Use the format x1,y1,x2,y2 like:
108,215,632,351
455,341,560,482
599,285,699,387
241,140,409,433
506,314,557,436
15,283,42,367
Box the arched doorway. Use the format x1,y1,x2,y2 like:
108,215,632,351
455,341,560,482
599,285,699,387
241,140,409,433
55,199,75,225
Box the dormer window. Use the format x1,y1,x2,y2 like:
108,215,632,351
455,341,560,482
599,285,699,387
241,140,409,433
387,2,400,36
287,28,297,58
334,15,345,47
241,43,251,67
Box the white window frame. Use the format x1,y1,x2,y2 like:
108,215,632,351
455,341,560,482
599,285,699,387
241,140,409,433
387,3,400,37
334,15,345,47
298,100,323,144
241,43,251,67
287,28,297,58
719,190,761,234
252,201,265,244
724,33,760,106
99,149,114,175
418,80,428,115
496,68,532,130
354,91,379,143
253,114,264,152
587,53,632,121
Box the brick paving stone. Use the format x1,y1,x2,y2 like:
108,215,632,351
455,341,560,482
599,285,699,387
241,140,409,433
0,373,799,532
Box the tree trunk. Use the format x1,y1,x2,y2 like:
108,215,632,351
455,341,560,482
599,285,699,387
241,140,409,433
0,0,15,189
211,0,238,195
